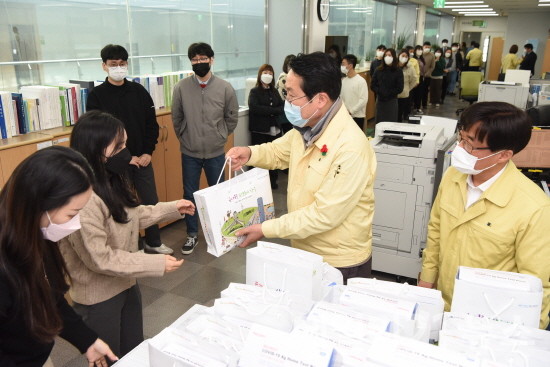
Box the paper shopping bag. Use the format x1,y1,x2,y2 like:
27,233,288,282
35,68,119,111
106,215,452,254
451,266,543,328
193,165,275,257
246,241,324,301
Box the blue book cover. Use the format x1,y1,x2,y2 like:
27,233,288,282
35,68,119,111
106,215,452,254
81,88,88,114
0,97,7,139
11,93,26,134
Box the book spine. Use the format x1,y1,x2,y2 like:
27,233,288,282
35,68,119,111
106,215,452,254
0,97,7,139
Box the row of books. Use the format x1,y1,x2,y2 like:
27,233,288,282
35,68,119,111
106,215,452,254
0,81,92,139
131,71,193,109
0,71,192,140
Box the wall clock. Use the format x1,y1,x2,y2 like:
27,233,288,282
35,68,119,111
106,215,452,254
317,0,330,22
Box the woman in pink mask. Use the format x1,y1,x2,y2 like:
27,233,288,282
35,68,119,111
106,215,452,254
0,146,117,367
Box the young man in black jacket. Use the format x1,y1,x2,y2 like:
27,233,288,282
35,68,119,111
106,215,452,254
87,44,173,255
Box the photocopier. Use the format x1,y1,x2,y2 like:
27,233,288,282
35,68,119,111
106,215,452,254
370,117,457,279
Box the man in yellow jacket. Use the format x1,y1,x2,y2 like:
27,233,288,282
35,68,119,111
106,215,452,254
419,102,550,329
227,52,377,282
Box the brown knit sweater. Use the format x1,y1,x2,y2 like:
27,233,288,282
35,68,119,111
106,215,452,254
59,192,183,305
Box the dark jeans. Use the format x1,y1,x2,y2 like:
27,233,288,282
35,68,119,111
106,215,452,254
375,98,398,123
128,164,161,247
352,117,365,131
73,285,143,359
251,132,279,187
397,97,411,122
336,257,372,285
422,77,431,107
182,153,226,236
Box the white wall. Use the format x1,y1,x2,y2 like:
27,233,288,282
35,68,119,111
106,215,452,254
267,0,304,77
505,12,548,78
306,0,329,53
456,16,508,43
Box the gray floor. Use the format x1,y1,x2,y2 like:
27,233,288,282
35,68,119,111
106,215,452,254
51,93,467,367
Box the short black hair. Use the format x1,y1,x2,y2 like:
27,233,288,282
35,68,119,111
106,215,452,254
423,41,431,47
442,39,449,43
289,52,341,101
342,54,358,68
100,44,128,62
376,44,386,50
524,43,533,50
458,102,532,154
188,42,214,60
451,42,459,47
282,54,296,73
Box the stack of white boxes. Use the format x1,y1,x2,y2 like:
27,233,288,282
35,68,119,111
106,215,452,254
114,244,548,367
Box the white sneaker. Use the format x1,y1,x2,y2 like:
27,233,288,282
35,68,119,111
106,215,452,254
181,236,199,255
435,104,440,107
144,243,174,255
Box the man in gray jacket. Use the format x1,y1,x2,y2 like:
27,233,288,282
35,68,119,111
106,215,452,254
172,42,239,255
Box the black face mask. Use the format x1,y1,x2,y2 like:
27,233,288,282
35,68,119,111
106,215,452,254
192,63,211,78
105,147,132,175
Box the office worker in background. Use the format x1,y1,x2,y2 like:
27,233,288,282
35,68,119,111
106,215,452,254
369,44,386,79
276,54,295,100
421,42,435,109
60,111,194,358
447,43,462,95
371,48,404,123
419,102,550,330
340,54,368,130
171,42,239,255
397,49,418,122
227,52,377,283
412,45,426,114
248,64,285,190
429,48,445,108
500,44,521,78
0,147,117,367
440,48,454,104
465,41,482,71
87,44,172,255
520,43,537,77
441,39,450,54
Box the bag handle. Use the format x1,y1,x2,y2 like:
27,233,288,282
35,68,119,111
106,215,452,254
216,156,245,185
483,293,515,318
262,263,288,303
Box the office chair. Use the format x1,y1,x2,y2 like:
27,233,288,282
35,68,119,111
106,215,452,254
456,71,483,116
527,104,550,127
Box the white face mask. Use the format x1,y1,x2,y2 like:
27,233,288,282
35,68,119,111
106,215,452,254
416,50,423,57
384,56,393,65
409,52,414,58
108,66,128,82
423,48,431,54
260,74,273,85
451,145,503,175
340,65,349,75
445,53,451,58
435,52,442,58
376,50,384,58
442,43,448,47
41,212,81,242
451,47,458,52
399,56,408,64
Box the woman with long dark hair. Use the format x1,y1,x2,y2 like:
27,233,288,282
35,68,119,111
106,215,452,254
248,63,285,189
60,111,195,358
0,146,117,367
371,48,404,123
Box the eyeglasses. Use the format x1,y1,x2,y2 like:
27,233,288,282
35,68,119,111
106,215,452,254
457,131,491,154
106,62,128,68
285,94,307,104
190,57,210,64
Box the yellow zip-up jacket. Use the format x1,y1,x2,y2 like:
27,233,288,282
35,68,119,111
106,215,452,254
248,104,377,267
420,162,550,328
466,48,483,67
501,53,521,72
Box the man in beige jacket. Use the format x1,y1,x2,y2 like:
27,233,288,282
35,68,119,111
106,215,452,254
227,52,377,282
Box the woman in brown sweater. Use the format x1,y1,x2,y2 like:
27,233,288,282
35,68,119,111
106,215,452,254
59,111,195,358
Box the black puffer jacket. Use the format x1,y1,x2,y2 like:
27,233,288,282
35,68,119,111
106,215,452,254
371,67,404,102
248,86,285,133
